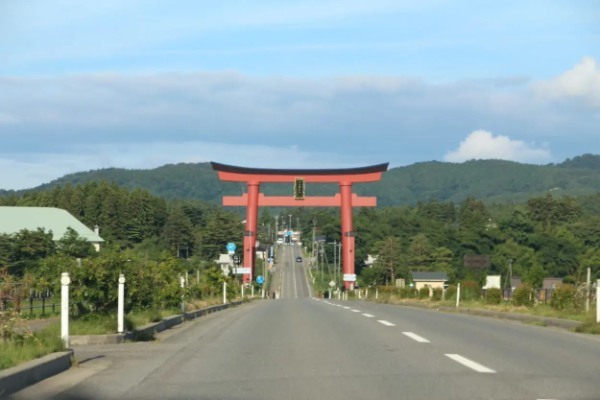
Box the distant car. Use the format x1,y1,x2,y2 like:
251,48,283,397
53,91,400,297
296,256,302,262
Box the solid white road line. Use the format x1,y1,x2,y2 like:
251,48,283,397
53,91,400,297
377,320,396,327
402,332,430,343
445,354,496,373
362,313,375,318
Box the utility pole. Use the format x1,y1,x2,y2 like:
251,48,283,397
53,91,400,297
312,219,316,265
504,258,513,299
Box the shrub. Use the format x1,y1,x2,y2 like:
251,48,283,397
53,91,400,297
418,287,430,299
461,280,481,301
445,285,457,300
399,287,417,298
512,284,534,307
550,284,581,311
431,287,443,301
485,288,502,305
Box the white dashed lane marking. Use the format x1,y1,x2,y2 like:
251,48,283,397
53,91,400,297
402,332,430,343
362,313,374,318
445,354,495,373
377,320,396,327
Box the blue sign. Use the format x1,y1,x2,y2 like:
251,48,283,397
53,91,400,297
226,242,236,253
286,230,292,236
256,275,265,285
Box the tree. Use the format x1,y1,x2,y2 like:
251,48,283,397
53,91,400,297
408,233,432,270
372,236,405,284
57,227,95,258
162,206,195,258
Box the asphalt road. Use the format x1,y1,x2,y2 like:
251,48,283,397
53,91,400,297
11,249,600,400
270,244,312,300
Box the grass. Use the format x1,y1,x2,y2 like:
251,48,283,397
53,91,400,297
357,290,598,331
1,297,231,370
0,326,65,370
575,317,600,334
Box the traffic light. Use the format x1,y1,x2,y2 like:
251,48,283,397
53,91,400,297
294,178,305,200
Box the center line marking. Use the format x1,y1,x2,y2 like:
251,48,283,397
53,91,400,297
377,320,395,327
362,313,374,318
343,306,351,309
445,354,495,373
402,332,430,343
351,309,360,312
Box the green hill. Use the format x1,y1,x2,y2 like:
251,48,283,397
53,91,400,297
2,154,599,206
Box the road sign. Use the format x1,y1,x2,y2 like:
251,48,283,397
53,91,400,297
267,257,273,263
226,242,236,254
256,275,264,284
232,254,241,264
294,177,305,200
234,267,251,275
463,255,490,269
329,280,336,287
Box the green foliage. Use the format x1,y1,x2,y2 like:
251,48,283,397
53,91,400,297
57,227,95,258
399,287,417,299
431,287,443,301
485,288,502,305
549,284,582,311
418,287,430,299
6,157,600,207
445,285,457,300
512,284,534,307
461,280,481,301
0,325,65,370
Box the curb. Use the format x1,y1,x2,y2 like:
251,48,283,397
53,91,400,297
0,351,72,398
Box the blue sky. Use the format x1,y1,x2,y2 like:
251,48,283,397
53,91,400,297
1,0,599,190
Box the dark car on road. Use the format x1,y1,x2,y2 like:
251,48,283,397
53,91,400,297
296,256,302,262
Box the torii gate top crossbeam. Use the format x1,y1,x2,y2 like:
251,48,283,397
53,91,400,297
211,162,389,183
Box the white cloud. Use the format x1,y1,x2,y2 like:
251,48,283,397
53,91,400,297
444,130,551,163
533,56,600,107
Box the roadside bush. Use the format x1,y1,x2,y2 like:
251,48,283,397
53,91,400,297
418,287,430,299
550,284,581,311
399,287,417,299
512,284,534,307
461,280,481,301
445,285,457,300
485,288,502,305
431,288,443,301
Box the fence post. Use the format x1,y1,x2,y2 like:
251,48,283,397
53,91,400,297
180,276,185,313
456,283,461,308
60,272,70,348
118,274,125,334
596,279,599,324
223,282,227,305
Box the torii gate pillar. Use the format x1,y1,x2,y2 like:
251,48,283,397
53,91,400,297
212,162,388,289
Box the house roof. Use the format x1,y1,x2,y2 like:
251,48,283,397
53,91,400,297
0,207,103,242
542,278,563,290
411,271,448,281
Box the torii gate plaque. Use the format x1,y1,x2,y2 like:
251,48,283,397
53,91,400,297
211,162,388,289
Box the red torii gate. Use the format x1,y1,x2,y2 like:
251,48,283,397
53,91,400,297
211,162,388,289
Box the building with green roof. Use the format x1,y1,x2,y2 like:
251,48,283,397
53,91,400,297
0,206,104,250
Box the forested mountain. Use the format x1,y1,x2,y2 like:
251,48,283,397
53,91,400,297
1,154,599,206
